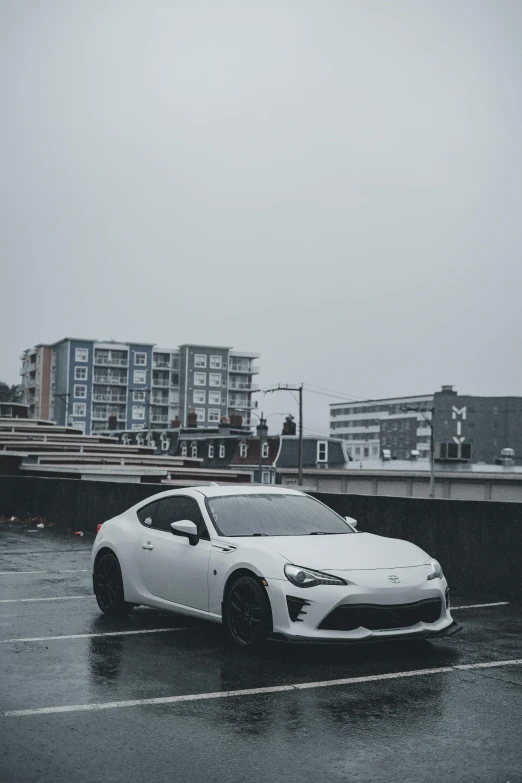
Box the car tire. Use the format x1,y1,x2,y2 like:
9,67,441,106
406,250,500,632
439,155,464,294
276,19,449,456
224,575,272,651
93,552,133,616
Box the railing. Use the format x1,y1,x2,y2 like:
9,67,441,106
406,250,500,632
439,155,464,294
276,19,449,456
93,375,127,385
153,360,170,369
228,400,254,409
92,393,127,403
152,397,169,405
91,411,126,421
94,357,128,367
229,382,258,392
171,359,180,370
229,364,259,374
152,378,169,387
151,415,169,424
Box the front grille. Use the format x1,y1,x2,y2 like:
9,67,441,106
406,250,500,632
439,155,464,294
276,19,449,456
286,596,311,622
318,598,443,632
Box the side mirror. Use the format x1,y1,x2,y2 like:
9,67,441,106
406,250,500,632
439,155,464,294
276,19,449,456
170,520,199,546
345,516,358,529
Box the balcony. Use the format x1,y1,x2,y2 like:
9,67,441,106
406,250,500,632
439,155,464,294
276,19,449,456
152,378,169,388
229,364,259,374
151,415,169,424
229,382,259,392
92,393,127,403
229,400,255,410
92,411,127,422
94,356,128,367
93,375,128,385
153,359,170,369
152,396,169,405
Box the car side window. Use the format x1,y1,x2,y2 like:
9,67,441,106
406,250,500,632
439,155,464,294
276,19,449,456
154,497,210,540
137,500,161,528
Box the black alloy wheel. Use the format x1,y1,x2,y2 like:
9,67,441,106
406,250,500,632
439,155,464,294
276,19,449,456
225,575,272,650
93,553,133,616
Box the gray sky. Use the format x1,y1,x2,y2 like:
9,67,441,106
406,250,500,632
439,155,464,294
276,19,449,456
1,0,521,436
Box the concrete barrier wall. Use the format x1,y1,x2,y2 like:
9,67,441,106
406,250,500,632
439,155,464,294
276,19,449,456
1,475,521,598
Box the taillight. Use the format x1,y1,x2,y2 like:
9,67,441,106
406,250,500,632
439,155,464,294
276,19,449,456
96,524,103,535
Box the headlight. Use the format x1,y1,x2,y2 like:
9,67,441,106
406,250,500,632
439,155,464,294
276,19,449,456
284,563,347,588
427,560,444,581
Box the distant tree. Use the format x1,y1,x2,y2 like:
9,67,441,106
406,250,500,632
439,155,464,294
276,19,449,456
0,382,22,402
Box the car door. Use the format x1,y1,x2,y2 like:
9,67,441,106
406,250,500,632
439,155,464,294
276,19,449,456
137,500,173,601
138,496,211,611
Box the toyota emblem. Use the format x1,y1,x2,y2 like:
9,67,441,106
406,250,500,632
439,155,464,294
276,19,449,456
387,575,401,583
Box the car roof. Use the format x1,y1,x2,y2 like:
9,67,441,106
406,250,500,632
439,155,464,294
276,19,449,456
193,484,304,498
133,485,305,508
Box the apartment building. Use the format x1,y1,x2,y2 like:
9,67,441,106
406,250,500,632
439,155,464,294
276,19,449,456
19,344,53,420
330,393,433,461
20,338,259,435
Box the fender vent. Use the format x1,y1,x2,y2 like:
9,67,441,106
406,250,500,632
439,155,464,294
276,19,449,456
286,595,310,622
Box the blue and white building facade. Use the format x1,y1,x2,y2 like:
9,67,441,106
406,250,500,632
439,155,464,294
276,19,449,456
35,338,259,435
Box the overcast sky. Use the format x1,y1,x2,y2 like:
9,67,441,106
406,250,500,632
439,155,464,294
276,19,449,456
1,0,521,435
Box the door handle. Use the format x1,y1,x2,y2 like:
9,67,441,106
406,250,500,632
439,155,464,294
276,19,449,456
141,542,154,550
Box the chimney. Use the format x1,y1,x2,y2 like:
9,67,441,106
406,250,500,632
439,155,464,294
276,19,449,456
187,409,198,428
282,414,296,436
170,416,181,429
440,385,457,395
230,412,243,428
256,417,268,438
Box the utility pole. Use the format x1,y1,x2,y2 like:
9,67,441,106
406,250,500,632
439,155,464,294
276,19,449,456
263,384,304,486
259,411,264,485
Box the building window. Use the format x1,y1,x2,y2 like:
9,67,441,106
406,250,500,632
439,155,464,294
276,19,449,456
74,366,87,381
194,354,207,368
180,442,187,457
160,433,169,452
133,370,146,384
135,352,147,366
195,408,205,422
209,391,221,405
72,403,86,417
75,348,88,362
355,446,361,457
262,471,270,484
194,390,206,404
209,373,221,387
261,441,269,459
317,441,328,463
208,444,214,458
133,391,145,402
219,443,225,458
194,372,206,386
190,441,198,458
240,442,248,458
364,447,369,458
74,385,87,399
208,409,220,423
209,355,222,369
132,405,145,420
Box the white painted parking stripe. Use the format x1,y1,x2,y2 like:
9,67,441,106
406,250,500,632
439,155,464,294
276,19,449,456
0,596,96,604
5,659,522,717
0,569,90,575
451,602,510,610
0,627,194,643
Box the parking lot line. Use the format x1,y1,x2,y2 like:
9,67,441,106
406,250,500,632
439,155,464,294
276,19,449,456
0,627,195,643
0,596,96,604
451,602,510,610
5,658,522,717
0,569,90,575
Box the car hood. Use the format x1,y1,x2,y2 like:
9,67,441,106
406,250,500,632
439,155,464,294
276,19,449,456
263,532,430,571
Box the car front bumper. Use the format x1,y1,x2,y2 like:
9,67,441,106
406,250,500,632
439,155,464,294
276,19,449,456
265,570,457,644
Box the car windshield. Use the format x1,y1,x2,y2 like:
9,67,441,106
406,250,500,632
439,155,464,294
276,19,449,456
205,494,354,537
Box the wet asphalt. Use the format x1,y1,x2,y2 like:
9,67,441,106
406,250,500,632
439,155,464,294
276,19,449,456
0,524,521,783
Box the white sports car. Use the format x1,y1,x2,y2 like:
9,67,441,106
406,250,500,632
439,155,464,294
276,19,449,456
92,485,461,649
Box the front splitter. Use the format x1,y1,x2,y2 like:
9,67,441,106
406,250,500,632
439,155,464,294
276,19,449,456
270,620,462,645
